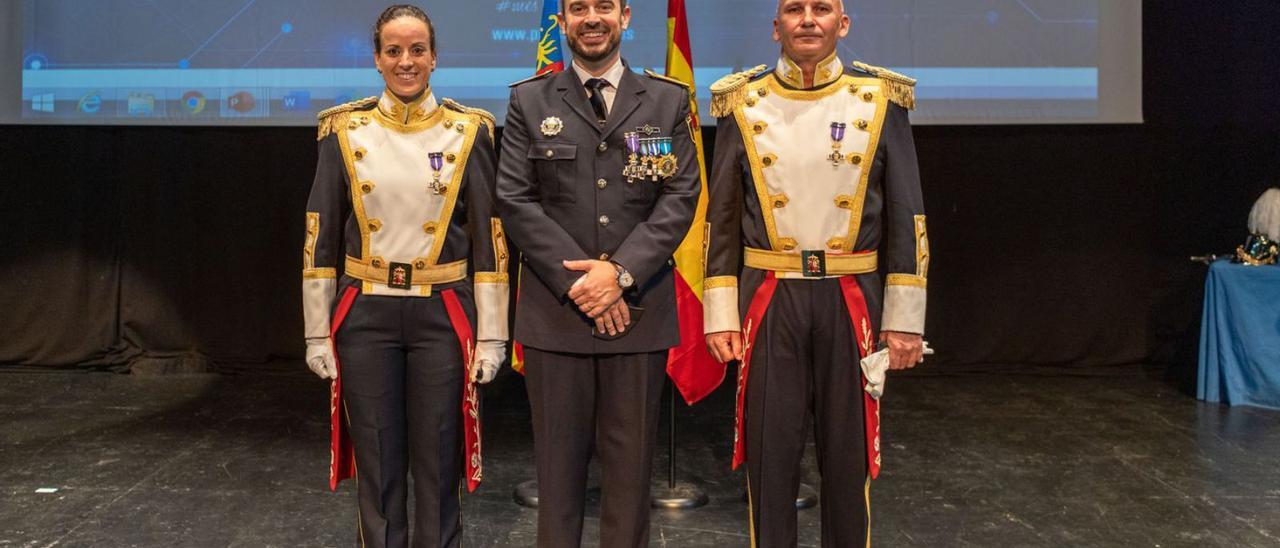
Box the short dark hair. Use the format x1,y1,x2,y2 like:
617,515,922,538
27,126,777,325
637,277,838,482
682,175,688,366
560,0,628,12
373,4,436,53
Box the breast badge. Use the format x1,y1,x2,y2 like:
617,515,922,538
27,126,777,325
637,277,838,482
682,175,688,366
540,116,563,137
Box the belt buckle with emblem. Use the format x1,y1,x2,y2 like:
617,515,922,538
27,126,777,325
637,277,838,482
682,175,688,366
541,116,563,137
801,250,827,278
387,262,413,289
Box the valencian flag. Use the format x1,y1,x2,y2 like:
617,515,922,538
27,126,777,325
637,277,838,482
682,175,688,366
513,0,566,373
665,0,725,404
535,0,565,75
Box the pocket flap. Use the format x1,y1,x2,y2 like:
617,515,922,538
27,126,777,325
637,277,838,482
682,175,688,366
527,141,577,161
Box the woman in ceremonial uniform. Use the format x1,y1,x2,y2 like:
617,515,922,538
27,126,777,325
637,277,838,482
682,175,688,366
299,5,508,547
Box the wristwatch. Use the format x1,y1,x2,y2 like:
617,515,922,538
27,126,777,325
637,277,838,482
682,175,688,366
613,262,635,289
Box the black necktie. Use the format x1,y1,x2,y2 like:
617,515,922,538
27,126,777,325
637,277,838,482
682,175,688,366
584,78,610,124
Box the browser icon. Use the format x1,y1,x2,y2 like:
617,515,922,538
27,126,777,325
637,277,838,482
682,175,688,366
181,91,207,115
77,92,102,114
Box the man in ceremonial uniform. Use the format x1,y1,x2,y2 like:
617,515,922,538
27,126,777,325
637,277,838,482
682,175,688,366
703,0,928,546
495,0,701,545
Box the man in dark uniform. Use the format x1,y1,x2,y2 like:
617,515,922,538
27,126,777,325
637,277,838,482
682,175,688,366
495,0,700,545
703,0,928,546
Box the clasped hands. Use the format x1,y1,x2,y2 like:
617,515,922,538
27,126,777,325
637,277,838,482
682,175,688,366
705,330,925,370
564,259,632,337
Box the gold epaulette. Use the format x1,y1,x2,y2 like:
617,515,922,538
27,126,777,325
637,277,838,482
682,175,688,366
852,61,916,110
509,71,552,88
442,98,497,140
316,96,377,141
709,65,767,118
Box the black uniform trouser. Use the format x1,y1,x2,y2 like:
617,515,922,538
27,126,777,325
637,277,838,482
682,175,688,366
524,347,667,548
745,278,870,548
335,291,469,548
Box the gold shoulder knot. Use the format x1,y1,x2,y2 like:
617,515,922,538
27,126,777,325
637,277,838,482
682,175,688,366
509,71,552,88
852,61,916,110
316,96,377,141
442,98,497,141
709,65,767,118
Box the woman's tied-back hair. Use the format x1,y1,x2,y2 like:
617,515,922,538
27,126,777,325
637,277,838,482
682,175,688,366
374,4,436,54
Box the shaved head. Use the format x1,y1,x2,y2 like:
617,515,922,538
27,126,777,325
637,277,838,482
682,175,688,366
773,0,850,83
777,0,844,15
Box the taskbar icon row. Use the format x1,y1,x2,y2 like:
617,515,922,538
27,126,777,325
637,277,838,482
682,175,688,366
22,88,374,120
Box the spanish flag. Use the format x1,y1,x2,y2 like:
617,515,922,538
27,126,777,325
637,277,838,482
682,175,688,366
665,0,725,404
513,0,566,373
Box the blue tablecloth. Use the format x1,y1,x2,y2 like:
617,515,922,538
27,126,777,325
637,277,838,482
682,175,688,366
1198,259,1280,410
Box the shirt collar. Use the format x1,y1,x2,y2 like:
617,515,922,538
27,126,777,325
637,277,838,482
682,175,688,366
378,89,438,124
572,56,626,90
776,51,843,89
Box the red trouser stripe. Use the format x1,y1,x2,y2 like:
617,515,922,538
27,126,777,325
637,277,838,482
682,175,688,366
328,285,360,491
731,269,882,480
442,289,484,492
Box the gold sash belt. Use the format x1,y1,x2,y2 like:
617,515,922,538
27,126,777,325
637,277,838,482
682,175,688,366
344,256,468,286
743,247,878,275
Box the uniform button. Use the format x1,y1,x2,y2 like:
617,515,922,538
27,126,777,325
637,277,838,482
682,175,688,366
545,149,555,158
414,260,427,269
597,178,608,189
598,215,610,227
599,253,610,261
598,142,609,152
371,259,384,268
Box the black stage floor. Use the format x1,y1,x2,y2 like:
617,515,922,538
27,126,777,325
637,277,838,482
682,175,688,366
2,364,1278,547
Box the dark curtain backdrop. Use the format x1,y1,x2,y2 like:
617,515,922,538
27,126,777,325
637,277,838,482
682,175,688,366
2,3,1278,371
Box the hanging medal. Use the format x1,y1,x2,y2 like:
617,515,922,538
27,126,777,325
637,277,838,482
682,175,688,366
828,122,847,166
624,132,641,183
428,152,446,194
641,137,656,180
654,137,678,180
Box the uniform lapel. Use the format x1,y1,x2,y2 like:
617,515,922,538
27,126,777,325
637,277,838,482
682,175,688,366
556,70,602,135
600,68,645,140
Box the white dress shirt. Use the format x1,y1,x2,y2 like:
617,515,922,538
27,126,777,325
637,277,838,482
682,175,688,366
571,56,625,112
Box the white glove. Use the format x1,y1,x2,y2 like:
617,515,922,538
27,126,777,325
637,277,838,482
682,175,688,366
471,340,505,384
860,341,933,399
305,337,338,380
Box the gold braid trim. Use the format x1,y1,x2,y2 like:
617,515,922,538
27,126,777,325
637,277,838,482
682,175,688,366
709,65,767,118
442,98,497,141
853,61,917,111
316,96,377,141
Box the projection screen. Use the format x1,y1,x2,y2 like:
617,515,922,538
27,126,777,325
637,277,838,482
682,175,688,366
0,0,1142,126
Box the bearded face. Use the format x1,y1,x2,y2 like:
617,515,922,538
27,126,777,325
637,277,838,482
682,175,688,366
561,0,630,65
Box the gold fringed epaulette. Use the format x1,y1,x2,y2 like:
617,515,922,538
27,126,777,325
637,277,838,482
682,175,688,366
442,98,497,140
853,61,916,110
643,69,692,91
709,65,767,118
509,71,552,88
316,96,377,141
